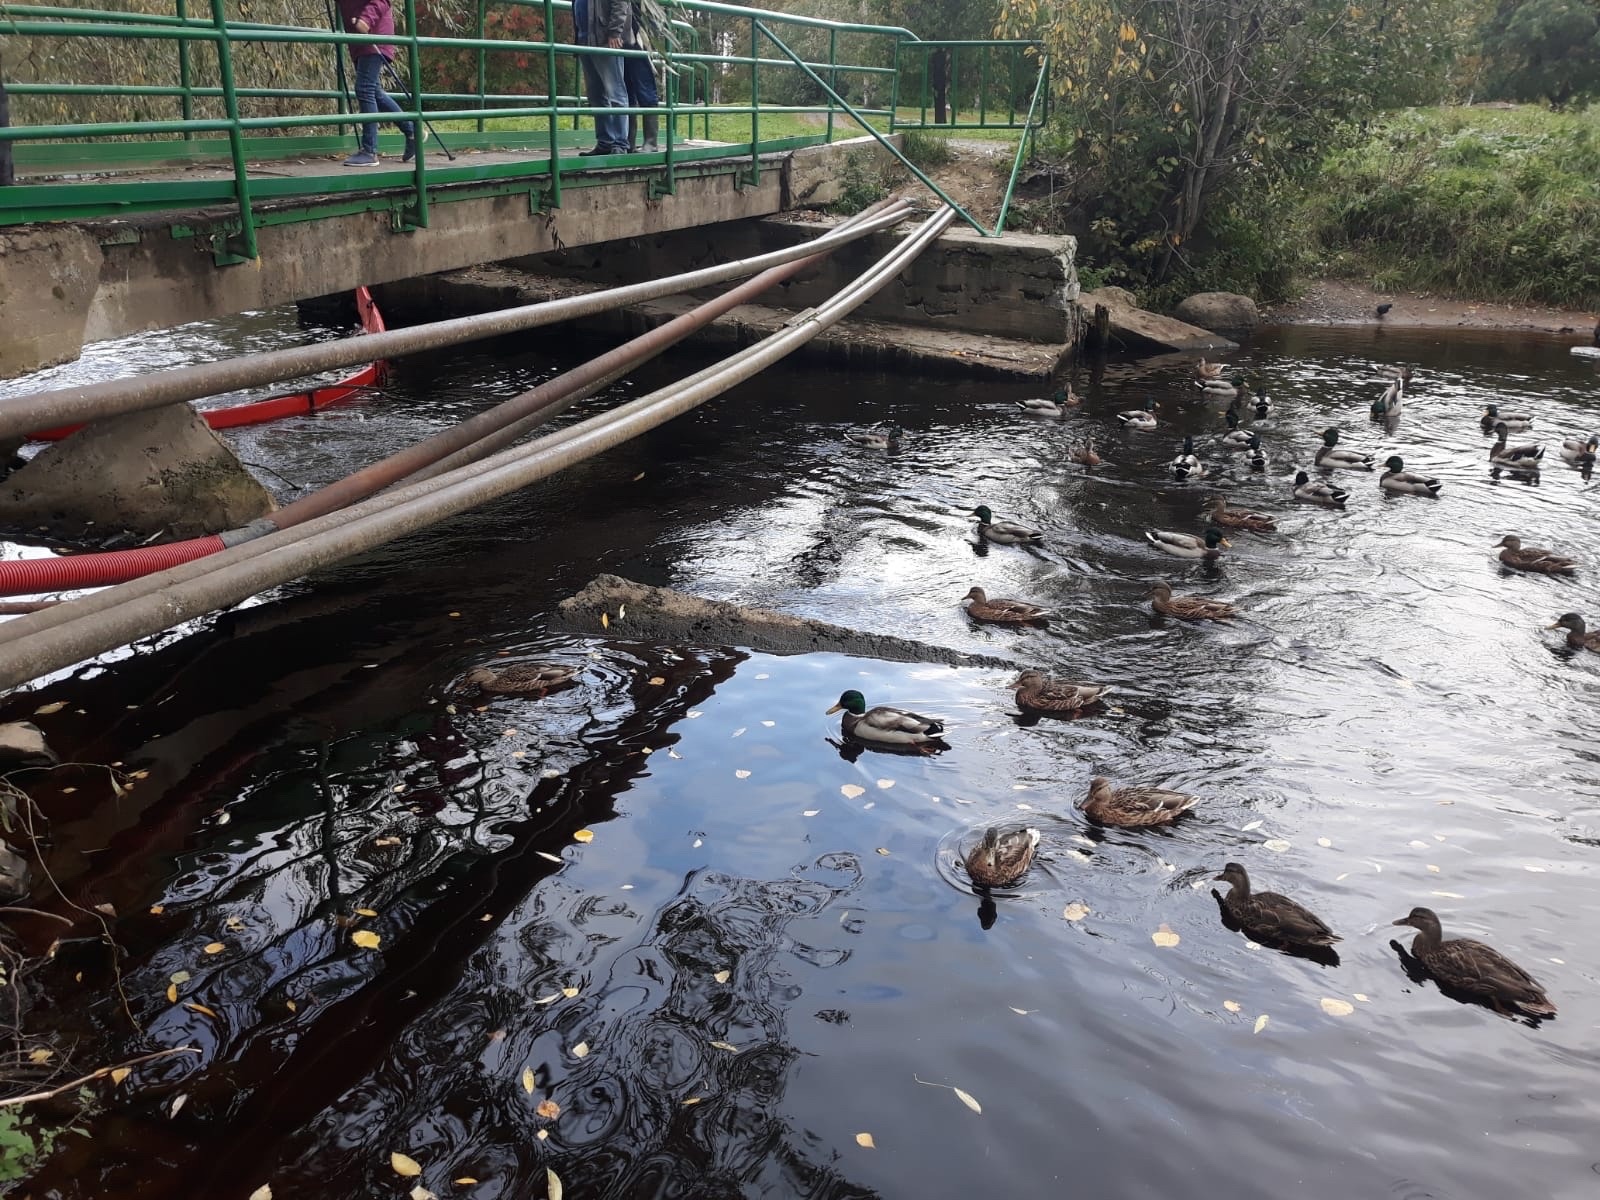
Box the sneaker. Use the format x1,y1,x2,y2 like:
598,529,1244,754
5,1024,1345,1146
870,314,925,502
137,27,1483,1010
578,144,611,157
402,134,418,164
343,151,380,167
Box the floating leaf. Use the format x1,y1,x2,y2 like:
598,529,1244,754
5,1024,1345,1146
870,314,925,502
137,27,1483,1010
170,1093,188,1117
571,1041,590,1059
352,930,382,950
601,613,610,629
536,1129,549,1141
249,1187,272,1200
535,993,562,1005
1223,1000,1241,1013
411,1187,437,1200
1524,864,1547,873
840,784,865,799
546,1167,563,1200
354,908,378,918
648,676,666,685
149,905,165,915
1151,924,1180,948
802,809,820,817
713,970,730,984
170,970,191,985
33,701,67,715
573,829,595,843
681,1097,702,1106
391,1152,423,1178
1262,839,1291,853
536,852,564,864
1009,1007,1032,1015
1240,819,1262,832
731,728,746,738
561,986,579,998
876,779,895,789
875,848,890,856
1316,837,1332,848
1352,993,1369,1003
184,1003,218,1019
1430,890,1465,899
687,711,703,719
111,1067,131,1085
1426,864,1440,873
1062,903,1090,922
522,1068,536,1094
1319,997,1355,1017
761,720,775,727
28,1048,52,1064
536,1098,561,1119
166,983,178,1002
286,999,298,1013
1252,1014,1270,1034
855,1132,876,1149
203,942,225,955
952,1087,982,1114
735,770,751,779
453,1181,479,1188
1408,839,1427,849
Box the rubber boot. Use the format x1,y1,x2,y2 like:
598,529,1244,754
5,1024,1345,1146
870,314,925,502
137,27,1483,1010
627,114,638,152
642,113,659,153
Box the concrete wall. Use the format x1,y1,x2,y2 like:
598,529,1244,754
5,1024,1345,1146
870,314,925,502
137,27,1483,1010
0,137,890,381
523,216,1080,345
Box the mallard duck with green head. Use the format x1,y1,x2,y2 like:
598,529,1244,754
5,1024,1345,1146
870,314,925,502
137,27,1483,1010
1392,906,1556,1018
1219,408,1254,448
1145,528,1229,560
1489,423,1543,471
965,826,1041,889
1481,404,1532,433
1148,581,1236,621
1013,670,1111,714
1078,776,1199,827
826,690,946,747
1117,399,1158,430
972,505,1043,545
1251,387,1273,418
1197,375,1247,399
845,425,903,450
1371,379,1402,419
1380,456,1441,497
1293,470,1348,507
1547,613,1600,652
1213,863,1340,949
1171,435,1207,481
464,663,578,696
1495,535,1576,574
1559,434,1598,466
1314,428,1375,471
962,587,1053,625
1017,388,1075,417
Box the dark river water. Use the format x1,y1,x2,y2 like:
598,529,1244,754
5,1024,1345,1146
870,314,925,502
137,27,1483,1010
3,311,1599,1200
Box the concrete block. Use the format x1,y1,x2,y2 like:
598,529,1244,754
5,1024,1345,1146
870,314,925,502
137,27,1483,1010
0,403,275,540
0,720,56,767
0,226,100,379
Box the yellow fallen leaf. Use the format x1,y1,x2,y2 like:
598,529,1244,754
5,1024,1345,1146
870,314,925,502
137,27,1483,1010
1253,1014,1270,1034
249,1186,272,1200
522,1067,536,1094
875,848,890,856
1263,839,1291,853
184,1003,218,1019
648,676,666,685
855,1132,876,1149
952,1087,982,1114
203,942,225,955
410,1187,436,1200
28,1048,53,1064
681,1096,702,1106
713,970,730,984
876,779,895,789
571,1041,589,1058
149,905,165,915
840,784,865,799
34,701,67,715
352,930,382,950
390,1152,423,1178
453,1181,478,1188
286,999,297,1013
601,612,610,629
225,916,245,931
710,1041,739,1053
546,1166,563,1200
1062,903,1090,922
166,983,178,1003
1223,1000,1241,1013
561,986,579,998
536,1098,561,1120
1319,997,1355,1017
1151,924,1180,948
111,1067,131,1085
535,1129,549,1141
573,829,594,843
355,908,378,918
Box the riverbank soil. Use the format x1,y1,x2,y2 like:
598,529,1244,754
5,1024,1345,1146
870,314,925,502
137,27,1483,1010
1265,279,1599,334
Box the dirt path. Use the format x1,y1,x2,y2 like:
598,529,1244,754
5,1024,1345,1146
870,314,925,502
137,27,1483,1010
1265,279,1599,335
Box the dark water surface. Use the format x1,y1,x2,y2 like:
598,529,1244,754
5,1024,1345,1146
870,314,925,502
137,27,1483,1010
5,316,1600,1199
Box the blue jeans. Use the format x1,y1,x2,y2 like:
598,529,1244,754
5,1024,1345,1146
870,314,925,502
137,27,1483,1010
584,50,629,151
353,52,415,154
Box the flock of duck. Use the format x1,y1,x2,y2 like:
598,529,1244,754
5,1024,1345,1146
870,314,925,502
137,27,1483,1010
819,356,1597,1022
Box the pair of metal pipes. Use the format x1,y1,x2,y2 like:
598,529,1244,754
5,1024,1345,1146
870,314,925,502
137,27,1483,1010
0,200,953,689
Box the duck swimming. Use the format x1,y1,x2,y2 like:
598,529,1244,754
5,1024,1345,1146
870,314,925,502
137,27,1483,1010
1559,434,1598,466
1314,428,1375,471
1078,777,1199,827
1489,423,1543,471
845,425,902,450
1118,399,1158,430
1206,496,1276,533
1546,613,1600,652
1219,409,1254,448
1481,404,1532,433
972,505,1043,545
1148,581,1236,621
1252,388,1273,418
1145,528,1230,560
463,663,579,696
1380,456,1441,497
1069,440,1102,467
826,690,946,748
1013,670,1111,714
965,826,1041,889
1495,535,1577,575
962,587,1053,625
1371,380,1402,419
1017,388,1074,417
1213,863,1340,949
1293,470,1348,507
1171,435,1207,481
1392,906,1556,1019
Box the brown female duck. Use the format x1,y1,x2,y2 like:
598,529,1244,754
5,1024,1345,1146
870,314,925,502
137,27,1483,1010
1069,440,1102,467
962,587,1053,625
1392,907,1556,1018
965,826,1041,889
1547,613,1600,651
1148,581,1236,622
1014,670,1111,714
1206,495,1276,533
1496,536,1577,575
1077,777,1199,827
464,663,578,696
1213,863,1339,949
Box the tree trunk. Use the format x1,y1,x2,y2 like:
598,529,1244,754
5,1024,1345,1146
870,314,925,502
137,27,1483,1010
930,48,951,124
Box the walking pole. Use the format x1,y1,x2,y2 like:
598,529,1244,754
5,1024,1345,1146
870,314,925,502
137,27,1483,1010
382,59,458,160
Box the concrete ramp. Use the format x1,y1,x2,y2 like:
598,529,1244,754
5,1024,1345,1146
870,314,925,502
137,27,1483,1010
1078,287,1238,353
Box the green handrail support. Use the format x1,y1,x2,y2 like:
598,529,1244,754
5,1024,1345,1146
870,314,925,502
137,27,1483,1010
207,0,257,260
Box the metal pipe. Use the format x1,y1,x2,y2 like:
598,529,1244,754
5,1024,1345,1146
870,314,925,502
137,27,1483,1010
0,201,910,641
0,207,954,688
0,206,910,441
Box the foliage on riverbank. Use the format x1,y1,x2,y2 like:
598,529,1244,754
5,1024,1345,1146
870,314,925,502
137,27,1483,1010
1301,105,1600,309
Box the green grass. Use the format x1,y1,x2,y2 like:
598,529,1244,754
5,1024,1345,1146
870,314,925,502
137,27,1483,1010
1301,104,1600,308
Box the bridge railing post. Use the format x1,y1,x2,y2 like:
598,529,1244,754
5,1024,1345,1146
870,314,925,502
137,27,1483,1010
403,0,429,227
207,0,257,260
542,0,559,208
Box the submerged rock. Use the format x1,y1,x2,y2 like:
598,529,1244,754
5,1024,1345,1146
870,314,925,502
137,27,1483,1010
0,720,56,768
0,840,29,903
1174,291,1260,337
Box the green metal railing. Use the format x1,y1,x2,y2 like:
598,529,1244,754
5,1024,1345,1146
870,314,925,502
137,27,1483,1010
0,0,1047,252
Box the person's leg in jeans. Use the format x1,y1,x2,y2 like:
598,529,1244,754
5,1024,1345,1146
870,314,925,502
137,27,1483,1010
624,54,658,151
348,52,416,164
590,51,628,153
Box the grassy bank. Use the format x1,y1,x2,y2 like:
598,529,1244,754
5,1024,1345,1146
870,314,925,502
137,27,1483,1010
1301,105,1600,309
